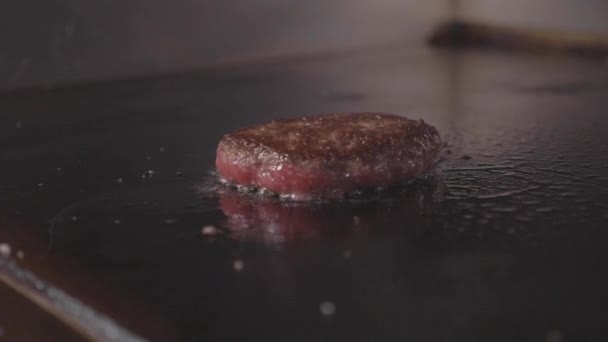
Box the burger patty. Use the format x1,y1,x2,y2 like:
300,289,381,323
215,112,442,200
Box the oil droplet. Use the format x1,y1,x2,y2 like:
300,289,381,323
16,250,24,259
0,243,11,257
164,218,178,225
343,250,352,259
71,216,78,221
319,301,336,317
159,147,166,153
113,219,121,225
116,177,123,183
266,223,278,234
233,259,244,272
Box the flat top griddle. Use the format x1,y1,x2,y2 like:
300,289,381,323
1,44,608,341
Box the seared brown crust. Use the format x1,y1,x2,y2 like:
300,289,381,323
216,113,442,199
221,113,439,167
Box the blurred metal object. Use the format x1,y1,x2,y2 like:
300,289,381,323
0,257,144,342
428,20,608,59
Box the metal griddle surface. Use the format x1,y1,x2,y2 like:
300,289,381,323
1,45,608,341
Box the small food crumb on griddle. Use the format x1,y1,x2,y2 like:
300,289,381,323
201,225,219,236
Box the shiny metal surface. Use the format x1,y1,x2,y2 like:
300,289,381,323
0,257,144,341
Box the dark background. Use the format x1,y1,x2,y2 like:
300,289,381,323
2,0,608,91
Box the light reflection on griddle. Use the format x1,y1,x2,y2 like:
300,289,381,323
218,178,446,245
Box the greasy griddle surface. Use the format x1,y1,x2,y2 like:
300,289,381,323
1,45,608,341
